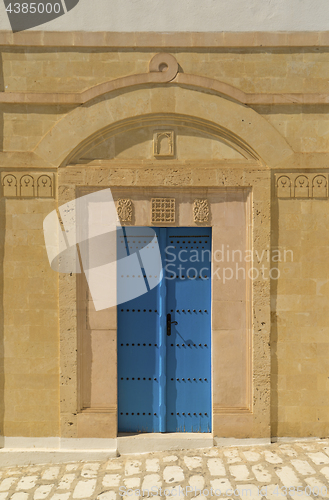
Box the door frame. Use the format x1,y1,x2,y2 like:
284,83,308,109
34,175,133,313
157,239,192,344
60,178,270,440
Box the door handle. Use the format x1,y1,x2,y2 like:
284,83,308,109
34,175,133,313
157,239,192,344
167,313,178,336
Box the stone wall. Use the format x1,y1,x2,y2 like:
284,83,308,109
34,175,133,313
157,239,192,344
0,34,328,439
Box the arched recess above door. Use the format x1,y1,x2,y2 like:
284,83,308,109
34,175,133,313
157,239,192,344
34,86,294,168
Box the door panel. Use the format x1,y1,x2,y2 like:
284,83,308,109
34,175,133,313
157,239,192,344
117,228,161,432
117,227,211,433
165,228,211,432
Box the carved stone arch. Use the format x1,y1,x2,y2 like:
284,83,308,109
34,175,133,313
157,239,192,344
68,114,261,164
34,86,294,168
294,174,310,198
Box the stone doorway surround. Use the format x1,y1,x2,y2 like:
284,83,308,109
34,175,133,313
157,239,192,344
58,169,271,441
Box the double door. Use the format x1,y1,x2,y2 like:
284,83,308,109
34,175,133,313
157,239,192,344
117,227,211,432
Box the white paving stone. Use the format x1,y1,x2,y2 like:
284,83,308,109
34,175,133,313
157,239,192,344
296,443,316,451
275,466,302,488
146,459,160,472
106,461,122,470
57,474,75,490
0,477,18,491
164,486,184,498
0,494,8,500
163,466,184,484
34,485,54,499
11,494,29,500
72,479,96,499
243,451,260,462
163,456,178,463
65,465,78,471
290,459,315,475
307,452,329,465
97,493,116,500
279,446,298,457
229,465,251,481
207,458,226,476
210,478,233,495
81,462,101,478
125,460,141,476
102,474,121,487
184,456,202,469
17,476,38,490
321,466,329,481
265,484,287,500
204,449,218,457
141,473,162,491
224,449,241,463
251,464,272,483
238,484,262,500
264,451,283,464
50,495,70,500
42,468,60,481
305,477,329,498
188,474,204,490
124,477,140,489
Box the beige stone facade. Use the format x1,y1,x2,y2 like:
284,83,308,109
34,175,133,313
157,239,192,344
0,32,328,442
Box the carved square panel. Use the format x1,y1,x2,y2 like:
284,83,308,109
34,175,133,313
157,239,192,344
151,198,175,223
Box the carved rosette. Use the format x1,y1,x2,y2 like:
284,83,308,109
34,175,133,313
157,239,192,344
193,199,210,223
1,172,54,198
275,173,328,199
117,199,133,222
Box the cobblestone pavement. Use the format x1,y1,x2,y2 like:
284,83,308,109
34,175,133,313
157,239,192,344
1,440,329,500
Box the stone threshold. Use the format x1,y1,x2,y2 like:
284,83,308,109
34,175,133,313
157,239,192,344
0,435,274,466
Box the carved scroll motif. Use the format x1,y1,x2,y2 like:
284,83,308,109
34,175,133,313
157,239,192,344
117,199,133,222
193,199,210,223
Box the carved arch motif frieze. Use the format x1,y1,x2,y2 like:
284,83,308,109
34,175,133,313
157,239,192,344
1,172,55,198
275,173,328,199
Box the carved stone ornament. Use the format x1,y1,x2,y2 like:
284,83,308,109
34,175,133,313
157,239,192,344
1,172,54,198
151,198,175,223
275,173,328,199
153,131,175,157
117,199,133,222
193,199,210,223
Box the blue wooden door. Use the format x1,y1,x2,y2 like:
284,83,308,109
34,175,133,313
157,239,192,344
117,227,211,432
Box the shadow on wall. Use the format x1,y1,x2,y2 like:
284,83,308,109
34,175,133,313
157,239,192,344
0,52,3,150
270,172,279,438
0,51,4,447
